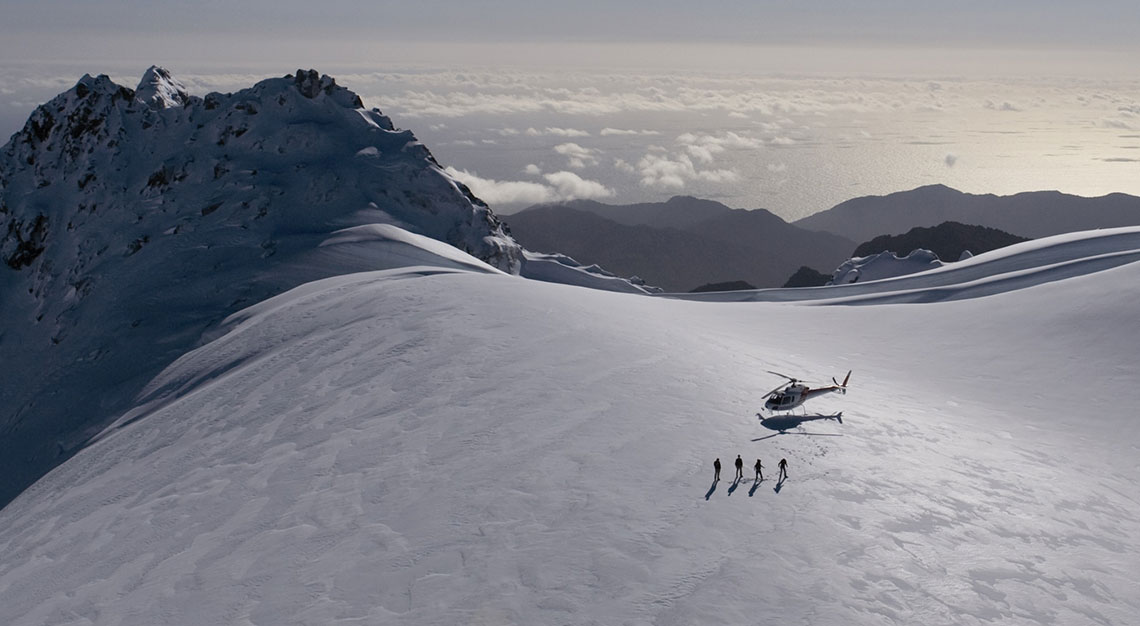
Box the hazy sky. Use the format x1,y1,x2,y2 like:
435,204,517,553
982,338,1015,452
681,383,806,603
4,1,1140,73
3,1,1139,218
5,1,1140,46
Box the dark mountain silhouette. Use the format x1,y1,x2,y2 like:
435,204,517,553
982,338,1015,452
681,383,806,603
795,184,1140,242
852,221,1030,261
506,198,853,292
782,266,831,288
689,280,757,293
542,195,736,229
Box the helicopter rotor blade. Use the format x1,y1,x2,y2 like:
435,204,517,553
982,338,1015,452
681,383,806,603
762,383,786,398
766,370,799,383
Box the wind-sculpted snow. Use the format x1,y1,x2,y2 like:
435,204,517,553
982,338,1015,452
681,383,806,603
0,227,1138,624
519,250,661,294
830,248,944,285
679,226,1140,305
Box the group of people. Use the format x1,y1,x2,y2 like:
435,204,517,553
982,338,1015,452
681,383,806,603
713,455,787,482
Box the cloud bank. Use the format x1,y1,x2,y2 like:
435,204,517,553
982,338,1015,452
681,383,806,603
526,127,590,137
444,167,613,206
554,142,600,168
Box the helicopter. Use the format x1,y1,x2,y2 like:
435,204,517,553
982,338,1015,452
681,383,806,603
760,370,851,414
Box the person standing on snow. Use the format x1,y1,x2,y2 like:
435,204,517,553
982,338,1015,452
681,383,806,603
713,457,721,482
734,455,744,481
778,457,789,481
754,458,763,481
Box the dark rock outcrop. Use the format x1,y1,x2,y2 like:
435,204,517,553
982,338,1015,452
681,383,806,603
852,221,1029,261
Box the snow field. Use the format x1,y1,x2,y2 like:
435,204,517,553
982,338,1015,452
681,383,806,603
1,231,1139,624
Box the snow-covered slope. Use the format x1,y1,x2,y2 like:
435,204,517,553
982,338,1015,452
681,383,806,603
0,68,651,508
1,225,1137,625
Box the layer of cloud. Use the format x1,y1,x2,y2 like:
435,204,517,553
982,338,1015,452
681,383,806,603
984,100,1021,112
609,130,762,190
543,171,615,200
600,127,661,136
636,152,739,189
614,158,636,174
444,167,612,205
676,131,764,163
445,167,553,205
365,71,968,120
526,126,590,137
554,142,599,168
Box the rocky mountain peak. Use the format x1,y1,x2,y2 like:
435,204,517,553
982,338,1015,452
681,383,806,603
291,68,360,106
2,66,521,273
0,67,530,506
10,73,133,160
73,73,134,101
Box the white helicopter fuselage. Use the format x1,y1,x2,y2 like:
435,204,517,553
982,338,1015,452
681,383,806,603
764,384,813,412
762,371,851,413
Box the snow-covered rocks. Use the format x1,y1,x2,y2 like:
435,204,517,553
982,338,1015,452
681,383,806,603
0,67,535,505
2,67,522,276
830,249,944,285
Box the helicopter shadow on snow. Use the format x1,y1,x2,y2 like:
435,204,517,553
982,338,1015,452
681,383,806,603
751,412,845,442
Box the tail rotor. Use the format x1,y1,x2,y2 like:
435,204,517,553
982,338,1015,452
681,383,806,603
832,370,852,394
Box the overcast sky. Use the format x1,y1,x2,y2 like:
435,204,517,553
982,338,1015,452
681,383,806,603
3,1,1139,74
3,1,1139,217
4,1,1139,45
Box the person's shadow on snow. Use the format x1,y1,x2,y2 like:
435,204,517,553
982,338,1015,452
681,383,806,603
774,476,786,494
705,479,718,500
726,477,742,496
748,478,762,497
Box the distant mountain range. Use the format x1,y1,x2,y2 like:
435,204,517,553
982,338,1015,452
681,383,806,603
504,197,855,292
795,184,1140,241
508,186,1140,292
